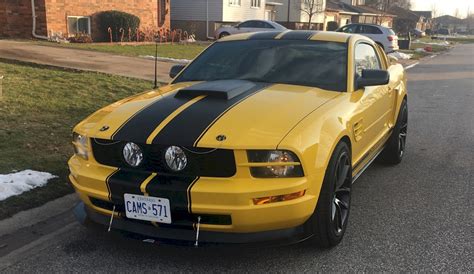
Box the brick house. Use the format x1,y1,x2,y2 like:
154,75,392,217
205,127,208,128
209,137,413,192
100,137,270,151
0,0,170,40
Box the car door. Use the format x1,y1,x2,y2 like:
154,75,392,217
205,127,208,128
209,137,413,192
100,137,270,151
350,42,392,167
357,25,383,44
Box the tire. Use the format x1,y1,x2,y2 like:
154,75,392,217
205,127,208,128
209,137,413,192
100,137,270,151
379,99,408,165
219,32,230,39
310,141,352,248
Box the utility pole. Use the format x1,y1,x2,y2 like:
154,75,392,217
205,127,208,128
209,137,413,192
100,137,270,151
287,0,291,26
206,0,209,39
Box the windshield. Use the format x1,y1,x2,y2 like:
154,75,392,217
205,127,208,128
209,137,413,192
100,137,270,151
174,40,348,92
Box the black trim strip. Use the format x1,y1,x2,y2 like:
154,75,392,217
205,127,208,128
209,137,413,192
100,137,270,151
280,30,317,40
105,169,120,201
248,31,282,40
107,169,151,205
151,82,271,147
111,91,198,143
145,175,199,230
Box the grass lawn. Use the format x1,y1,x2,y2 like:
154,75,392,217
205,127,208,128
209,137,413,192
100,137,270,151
33,41,208,60
0,60,152,220
399,40,451,60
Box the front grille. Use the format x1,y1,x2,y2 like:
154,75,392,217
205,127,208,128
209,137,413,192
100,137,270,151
91,138,236,177
89,197,232,226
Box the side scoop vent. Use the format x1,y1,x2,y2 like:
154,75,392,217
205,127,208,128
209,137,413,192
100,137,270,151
175,80,256,100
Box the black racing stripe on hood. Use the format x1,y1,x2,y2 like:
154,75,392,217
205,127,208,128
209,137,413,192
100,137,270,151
145,175,199,230
151,82,271,147
107,169,151,205
280,30,318,40
111,91,198,143
248,31,282,40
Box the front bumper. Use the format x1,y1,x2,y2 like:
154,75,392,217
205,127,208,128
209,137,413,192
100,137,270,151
74,202,315,246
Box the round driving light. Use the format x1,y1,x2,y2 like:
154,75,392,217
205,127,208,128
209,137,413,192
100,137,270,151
122,142,143,167
165,146,187,172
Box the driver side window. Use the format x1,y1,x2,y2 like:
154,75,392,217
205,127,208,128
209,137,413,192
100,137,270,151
355,43,381,76
239,21,255,28
341,25,357,33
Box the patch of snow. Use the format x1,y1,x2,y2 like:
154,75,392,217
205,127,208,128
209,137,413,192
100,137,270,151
413,40,450,46
140,55,191,64
389,52,412,60
415,48,426,53
0,170,57,201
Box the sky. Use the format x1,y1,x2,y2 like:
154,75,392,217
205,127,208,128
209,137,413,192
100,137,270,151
411,0,473,18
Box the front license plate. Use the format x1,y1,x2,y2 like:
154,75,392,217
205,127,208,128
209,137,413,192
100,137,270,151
124,194,172,224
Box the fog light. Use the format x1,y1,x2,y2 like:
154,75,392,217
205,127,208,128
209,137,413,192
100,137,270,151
123,142,143,167
165,146,187,171
253,190,306,205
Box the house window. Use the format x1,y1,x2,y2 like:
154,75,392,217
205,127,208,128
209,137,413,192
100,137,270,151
229,0,241,6
251,0,261,8
67,16,91,35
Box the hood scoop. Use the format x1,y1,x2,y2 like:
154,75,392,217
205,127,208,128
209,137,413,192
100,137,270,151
176,80,256,100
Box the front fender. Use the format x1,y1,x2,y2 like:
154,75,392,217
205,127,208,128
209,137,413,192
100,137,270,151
277,96,352,207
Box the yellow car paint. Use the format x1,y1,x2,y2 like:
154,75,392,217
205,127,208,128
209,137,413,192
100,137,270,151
69,32,407,235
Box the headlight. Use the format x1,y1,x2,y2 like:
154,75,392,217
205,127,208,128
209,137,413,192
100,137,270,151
123,142,144,167
72,132,89,160
247,150,304,178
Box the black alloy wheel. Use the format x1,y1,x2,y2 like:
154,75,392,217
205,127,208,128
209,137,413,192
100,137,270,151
311,141,352,248
379,99,408,164
331,151,351,236
398,107,408,158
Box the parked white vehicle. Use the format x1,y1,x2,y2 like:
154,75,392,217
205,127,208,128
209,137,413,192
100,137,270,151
215,20,287,39
336,23,399,53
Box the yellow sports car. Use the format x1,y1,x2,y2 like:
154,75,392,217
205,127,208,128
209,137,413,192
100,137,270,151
70,30,407,247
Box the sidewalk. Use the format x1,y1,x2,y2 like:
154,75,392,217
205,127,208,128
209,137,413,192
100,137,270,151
0,40,173,82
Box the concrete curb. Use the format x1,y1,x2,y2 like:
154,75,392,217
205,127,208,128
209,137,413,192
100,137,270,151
0,222,78,270
0,194,78,238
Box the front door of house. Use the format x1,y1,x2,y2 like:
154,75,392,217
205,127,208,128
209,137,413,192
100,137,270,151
265,8,275,21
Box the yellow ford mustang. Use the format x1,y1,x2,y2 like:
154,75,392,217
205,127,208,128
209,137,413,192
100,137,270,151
69,30,407,247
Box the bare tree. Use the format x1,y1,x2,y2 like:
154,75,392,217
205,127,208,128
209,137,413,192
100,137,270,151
431,4,438,18
365,0,411,11
453,8,460,19
299,0,324,30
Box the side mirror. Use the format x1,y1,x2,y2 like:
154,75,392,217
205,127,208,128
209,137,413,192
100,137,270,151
169,64,185,78
356,69,390,89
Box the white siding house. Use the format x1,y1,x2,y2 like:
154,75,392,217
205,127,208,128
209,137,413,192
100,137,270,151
171,0,269,39
272,0,327,29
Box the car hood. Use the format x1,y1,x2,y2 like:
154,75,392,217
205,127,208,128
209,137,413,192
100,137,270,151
75,81,339,149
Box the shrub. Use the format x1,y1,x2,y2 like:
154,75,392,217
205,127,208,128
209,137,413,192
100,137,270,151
68,33,93,43
97,10,140,42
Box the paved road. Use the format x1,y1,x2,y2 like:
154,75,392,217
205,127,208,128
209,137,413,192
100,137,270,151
0,40,173,82
0,44,473,272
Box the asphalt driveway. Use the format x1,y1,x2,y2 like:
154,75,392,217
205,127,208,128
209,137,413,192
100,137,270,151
0,44,473,272
0,40,173,82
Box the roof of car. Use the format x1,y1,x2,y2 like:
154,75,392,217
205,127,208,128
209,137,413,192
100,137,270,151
218,30,365,44
343,23,391,29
